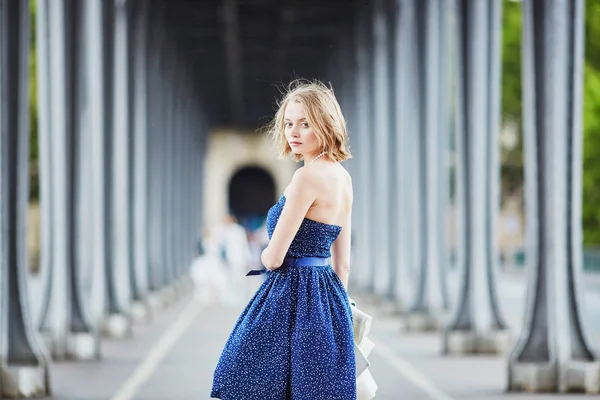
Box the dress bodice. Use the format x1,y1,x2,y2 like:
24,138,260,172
266,195,342,258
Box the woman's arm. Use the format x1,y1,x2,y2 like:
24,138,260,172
331,209,352,289
331,173,353,290
261,169,317,270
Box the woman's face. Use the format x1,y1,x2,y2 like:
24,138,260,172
284,101,320,157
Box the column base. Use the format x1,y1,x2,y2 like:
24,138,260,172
67,332,97,360
181,274,194,293
403,312,442,332
171,279,187,300
509,362,556,392
160,285,177,307
131,300,152,324
147,291,164,312
510,361,600,393
102,313,131,339
351,291,378,305
375,298,402,316
390,300,412,316
39,330,66,360
444,329,512,355
564,361,600,394
1,365,49,398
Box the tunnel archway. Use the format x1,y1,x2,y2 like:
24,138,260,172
228,166,277,231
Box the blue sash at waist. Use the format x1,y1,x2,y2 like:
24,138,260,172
246,256,331,276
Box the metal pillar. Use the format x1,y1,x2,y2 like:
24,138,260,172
105,0,133,339
82,0,108,342
436,0,451,313
39,0,108,359
38,0,70,358
334,38,360,285
180,72,193,283
195,116,207,254
161,60,176,300
393,0,416,311
353,1,375,292
372,0,393,299
0,0,52,396
443,0,510,355
65,0,99,359
171,73,184,284
129,0,151,323
177,70,187,281
508,0,600,393
100,0,132,339
146,4,165,299
145,2,173,309
179,94,192,282
31,0,53,332
172,57,194,295
406,0,449,330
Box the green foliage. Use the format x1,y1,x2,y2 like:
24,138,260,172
499,1,600,245
501,1,522,125
586,0,600,71
583,64,600,245
499,1,524,198
582,0,600,245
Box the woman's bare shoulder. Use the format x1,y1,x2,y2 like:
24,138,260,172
292,163,352,198
284,166,321,198
336,164,353,192
291,165,322,187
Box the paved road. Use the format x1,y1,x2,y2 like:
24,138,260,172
449,269,600,344
41,271,599,400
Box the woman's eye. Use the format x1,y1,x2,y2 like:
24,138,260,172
285,122,292,127
302,123,309,128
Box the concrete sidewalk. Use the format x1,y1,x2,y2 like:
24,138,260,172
42,293,592,400
357,297,589,400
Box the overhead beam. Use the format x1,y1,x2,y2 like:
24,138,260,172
273,0,294,81
221,0,244,124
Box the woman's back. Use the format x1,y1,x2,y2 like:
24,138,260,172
300,162,353,228
265,193,342,259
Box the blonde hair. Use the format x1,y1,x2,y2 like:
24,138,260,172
266,80,352,162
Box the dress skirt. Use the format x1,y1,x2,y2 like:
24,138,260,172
211,261,357,400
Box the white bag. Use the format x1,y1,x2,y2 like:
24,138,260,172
349,298,378,400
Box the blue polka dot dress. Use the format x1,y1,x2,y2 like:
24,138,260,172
211,195,356,399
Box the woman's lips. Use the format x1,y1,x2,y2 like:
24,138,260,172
290,141,301,147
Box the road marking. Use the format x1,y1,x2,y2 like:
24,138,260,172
372,336,457,400
111,301,203,400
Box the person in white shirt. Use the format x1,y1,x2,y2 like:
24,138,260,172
190,229,238,306
219,215,253,304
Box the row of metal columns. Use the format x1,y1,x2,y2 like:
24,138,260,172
337,0,598,393
0,0,205,397
342,0,451,324
1,0,597,396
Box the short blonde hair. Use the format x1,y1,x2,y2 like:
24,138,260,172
267,80,352,162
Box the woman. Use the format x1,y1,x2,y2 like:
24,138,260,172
211,80,356,399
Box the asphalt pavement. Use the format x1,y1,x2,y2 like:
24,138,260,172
39,270,600,400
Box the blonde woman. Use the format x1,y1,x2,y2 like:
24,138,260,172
211,81,358,399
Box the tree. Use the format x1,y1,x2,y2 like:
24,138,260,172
582,1,600,245
500,0,600,245
500,1,524,197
